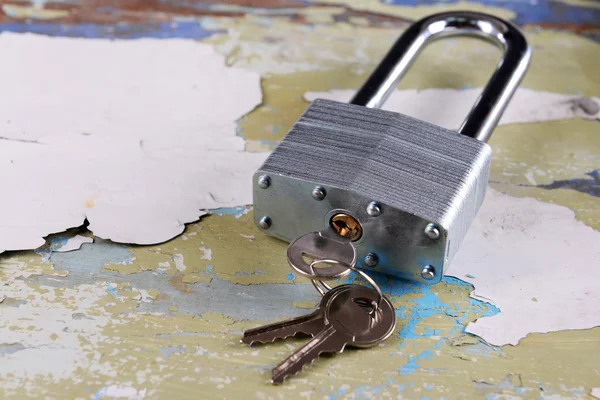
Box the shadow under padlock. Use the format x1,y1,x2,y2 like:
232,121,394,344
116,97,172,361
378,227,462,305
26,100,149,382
252,11,532,284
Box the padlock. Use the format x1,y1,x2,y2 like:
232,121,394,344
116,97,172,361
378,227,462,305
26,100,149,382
252,11,531,284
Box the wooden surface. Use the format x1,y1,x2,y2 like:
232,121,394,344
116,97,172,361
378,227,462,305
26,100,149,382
1,0,599,399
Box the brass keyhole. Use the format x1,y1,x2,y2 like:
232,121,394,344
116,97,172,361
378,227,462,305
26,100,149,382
330,213,362,241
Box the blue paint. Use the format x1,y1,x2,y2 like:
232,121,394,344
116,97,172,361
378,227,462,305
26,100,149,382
341,270,500,375
106,284,120,300
328,385,348,399
258,138,281,148
464,342,503,356
235,270,267,276
34,234,77,263
35,248,52,263
159,345,186,358
267,124,284,134
537,169,600,198
421,326,441,338
49,236,69,251
0,20,222,40
235,125,244,138
209,206,250,218
50,238,134,273
380,0,600,28
93,387,106,400
353,383,391,397
399,355,419,375
205,265,214,272
400,349,435,375
393,275,500,374
286,272,296,281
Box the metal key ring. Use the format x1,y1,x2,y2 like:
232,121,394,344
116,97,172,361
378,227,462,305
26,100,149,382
310,279,333,297
287,229,356,280
309,258,383,310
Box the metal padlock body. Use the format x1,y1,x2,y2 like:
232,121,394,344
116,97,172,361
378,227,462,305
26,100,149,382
253,12,531,284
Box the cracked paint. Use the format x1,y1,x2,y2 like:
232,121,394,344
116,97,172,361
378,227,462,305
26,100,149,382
1,235,598,398
112,210,294,285
304,89,600,128
537,169,600,198
0,33,266,253
1,0,598,397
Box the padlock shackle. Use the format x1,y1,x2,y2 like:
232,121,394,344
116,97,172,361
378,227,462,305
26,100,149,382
350,11,531,143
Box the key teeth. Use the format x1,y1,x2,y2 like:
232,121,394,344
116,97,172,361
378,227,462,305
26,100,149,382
271,344,347,384
242,331,313,346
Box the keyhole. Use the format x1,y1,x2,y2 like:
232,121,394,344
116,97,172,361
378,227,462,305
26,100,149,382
303,254,337,269
353,297,376,315
330,213,362,241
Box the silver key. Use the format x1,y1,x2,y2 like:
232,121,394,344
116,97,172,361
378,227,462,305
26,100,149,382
271,284,396,383
241,287,340,345
287,226,356,280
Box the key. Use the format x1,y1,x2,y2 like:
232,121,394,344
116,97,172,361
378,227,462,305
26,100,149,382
241,285,342,345
287,226,356,280
271,284,396,383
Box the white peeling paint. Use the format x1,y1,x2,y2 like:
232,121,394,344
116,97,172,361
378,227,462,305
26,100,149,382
53,235,94,253
157,262,171,269
449,188,600,346
523,170,537,186
0,258,119,392
199,247,213,260
591,388,600,399
95,385,147,399
304,88,600,130
136,289,155,304
172,254,186,271
0,33,267,253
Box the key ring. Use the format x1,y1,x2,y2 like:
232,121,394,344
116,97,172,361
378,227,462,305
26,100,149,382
308,258,383,311
310,279,332,297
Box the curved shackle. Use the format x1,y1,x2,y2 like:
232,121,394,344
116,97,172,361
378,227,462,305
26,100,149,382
350,11,532,143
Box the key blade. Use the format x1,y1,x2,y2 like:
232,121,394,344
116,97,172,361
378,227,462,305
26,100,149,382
271,325,348,384
241,310,325,345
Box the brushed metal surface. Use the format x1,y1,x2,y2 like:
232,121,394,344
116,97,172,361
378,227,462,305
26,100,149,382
253,99,491,283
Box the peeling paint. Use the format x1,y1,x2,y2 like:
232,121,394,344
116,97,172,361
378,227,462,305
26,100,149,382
1,1,598,397
313,0,516,21
0,33,266,253
1,4,70,20
304,89,600,129
451,189,600,345
2,222,599,398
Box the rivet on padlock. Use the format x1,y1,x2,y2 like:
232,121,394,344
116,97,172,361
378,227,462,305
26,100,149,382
253,11,531,284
